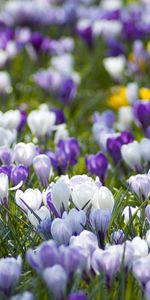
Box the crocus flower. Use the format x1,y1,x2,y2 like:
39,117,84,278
121,141,142,171
118,106,133,130
27,206,51,229
133,101,150,131
91,247,120,279
140,138,150,163
27,110,56,137
0,256,22,296
26,240,59,271
49,178,71,216
90,209,111,236
122,206,140,224
145,281,150,300
70,230,98,272
59,245,82,276
90,208,111,248
43,265,67,299
33,154,51,188
68,291,88,300
50,108,65,125
0,71,11,94
111,229,124,244
76,19,93,47
0,146,12,165
132,256,150,285
11,165,28,186
102,110,115,128
56,137,80,170
59,78,77,105
1,110,21,130
128,174,150,200
92,186,114,213
62,208,86,235
131,236,149,259
103,55,125,80
146,230,150,248
107,136,122,164
15,188,42,212
0,173,9,207
145,205,150,223
126,82,138,104
13,142,36,167
51,218,72,245
71,179,98,210
85,152,108,184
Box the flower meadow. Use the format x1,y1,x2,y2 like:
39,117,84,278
0,0,150,299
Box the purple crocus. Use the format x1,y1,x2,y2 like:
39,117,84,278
106,38,125,57
0,256,22,297
145,205,150,223
26,240,59,272
85,151,108,184
68,291,88,300
50,108,65,125
145,280,150,300
107,131,134,164
128,174,150,200
43,265,67,299
133,101,150,132
107,136,122,164
30,32,43,52
33,154,51,188
0,165,12,180
102,110,115,129
0,147,12,165
59,78,76,105
76,21,93,47
51,218,72,246
55,138,80,173
18,109,27,133
111,229,124,244
59,245,82,276
90,208,111,248
11,164,28,186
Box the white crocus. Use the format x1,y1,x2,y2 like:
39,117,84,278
91,186,114,213
0,173,9,207
27,206,50,228
13,142,36,167
71,181,98,210
51,54,74,77
140,138,150,162
121,141,142,171
126,82,138,104
131,236,149,259
93,20,122,38
0,128,17,147
146,230,150,248
27,110,56,137
103,55,125,80
51,179,71,215
54,124,68,145
0,110,21,129
0,71,12,93
15,188,42,212
117,106,132,130
122,206,140,224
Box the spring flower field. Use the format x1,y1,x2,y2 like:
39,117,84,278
0,0,150,299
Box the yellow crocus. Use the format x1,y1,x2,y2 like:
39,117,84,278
108,86,128,109
140,87,150,100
